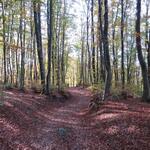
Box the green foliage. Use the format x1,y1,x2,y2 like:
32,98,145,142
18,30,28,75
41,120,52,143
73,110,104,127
31,80,45,94
111,82,142,98
3,82,13,90
0,84,5,106
126,84,142,97
88,82,104,94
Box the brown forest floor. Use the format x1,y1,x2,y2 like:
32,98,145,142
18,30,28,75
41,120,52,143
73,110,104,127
0,87,150,150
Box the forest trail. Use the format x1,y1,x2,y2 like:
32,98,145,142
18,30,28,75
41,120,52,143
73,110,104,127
0,87,150,150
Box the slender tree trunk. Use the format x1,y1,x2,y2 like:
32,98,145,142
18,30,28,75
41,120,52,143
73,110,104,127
103,0,112,100
91,0,96,84
147,29,150,85
86,0,92,84
15,29,19,87
112,3,119,86
20,0,25,90
7,11,15,84
29,3,33,83
98,0,105,83
52,39,55,86
121,0,125,89
46,0,53,94
127,36,134,84
61,0,66,87
80,28,84,86
56,4,61,91
2,1,7,84
33,33,38,81
96,38,99,83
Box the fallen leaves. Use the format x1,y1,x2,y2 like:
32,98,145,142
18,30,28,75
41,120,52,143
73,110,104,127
0,87,149,150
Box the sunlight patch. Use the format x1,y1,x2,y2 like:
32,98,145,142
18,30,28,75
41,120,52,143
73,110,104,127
50,118,78,125
4,91,14,95
0,118,20,134
127,125,140,133
106,125,119,135
5,101,14,107
95,113,119,121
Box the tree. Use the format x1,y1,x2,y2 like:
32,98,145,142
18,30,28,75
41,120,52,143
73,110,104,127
98,0,105,83
86,0,92,84
145,1,150,84
80,25,85,86
2,1,7,84
103,0,112,100
20,0,25,90
91,0,96,84
46,0,53,95
112,2,119,85
33,1,45,92
135,0,150,102
61,0,66,87
121,0,125,89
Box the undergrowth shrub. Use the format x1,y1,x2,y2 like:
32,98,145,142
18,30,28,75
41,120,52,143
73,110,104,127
88,82,104,94
88,81,141,102
111,83,141,99
3,83,13,90
126,84,142,97
31,81,43,93
89,92,103,112
0,84,5,106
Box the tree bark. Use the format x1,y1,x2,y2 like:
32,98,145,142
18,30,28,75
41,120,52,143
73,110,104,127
20,0,25,90
103,0,112,100
98,0,105,83
33,1,45,92
121,0,125,89
145,2,150,84
86,0,92,84
91,0,96,84
46,0,53,95
61,0,66,87
136,0,150,102
112,3,119,86
2,1,7,84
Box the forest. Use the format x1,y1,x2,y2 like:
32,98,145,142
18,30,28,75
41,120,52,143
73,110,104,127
0,0,150,149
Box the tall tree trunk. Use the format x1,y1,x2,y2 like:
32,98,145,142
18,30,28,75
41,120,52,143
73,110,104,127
2,1,7,84
46,0,53,95
56,3,61,91
145,1,150,84
103,0,112,100
15,29,19,87
52,39,55,86
20,0,25,90
33,33,38,81
121,0,125,89
86,0,92,84
112,3,119,86
91,0,96,84
80,28,84,86
7,10,14,84
98,0,105,83
29,3,33,83
147,29,150,85
136,0,150,102
61,0,66,87
33,1,45,92
127,35,134,84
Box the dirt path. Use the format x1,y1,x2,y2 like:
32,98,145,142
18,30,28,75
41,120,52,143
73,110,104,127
0,87,150,150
